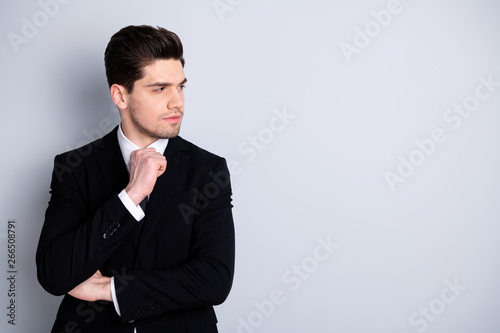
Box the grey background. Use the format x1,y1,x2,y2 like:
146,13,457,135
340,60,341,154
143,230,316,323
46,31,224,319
1,0,500,332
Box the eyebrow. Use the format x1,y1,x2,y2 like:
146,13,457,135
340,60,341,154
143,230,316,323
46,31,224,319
144,78,187,87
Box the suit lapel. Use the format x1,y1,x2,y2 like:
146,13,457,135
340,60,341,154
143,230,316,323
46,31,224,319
137,136,190,254
94,127,139,247
94,126,129,195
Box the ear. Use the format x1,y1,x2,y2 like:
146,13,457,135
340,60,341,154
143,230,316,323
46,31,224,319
110,84,129,110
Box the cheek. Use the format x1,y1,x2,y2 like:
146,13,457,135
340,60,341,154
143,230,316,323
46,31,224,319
136,99,162,117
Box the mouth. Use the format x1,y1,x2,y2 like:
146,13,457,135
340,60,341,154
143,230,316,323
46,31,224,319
163,114,182,124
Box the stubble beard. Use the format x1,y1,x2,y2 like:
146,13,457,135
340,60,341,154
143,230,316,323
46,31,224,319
129,103,182,140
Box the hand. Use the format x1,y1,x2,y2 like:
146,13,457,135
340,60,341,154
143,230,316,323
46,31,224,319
125,148,167,205
68,270,112,302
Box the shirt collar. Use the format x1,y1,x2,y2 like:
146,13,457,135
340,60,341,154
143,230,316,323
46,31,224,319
117,123,169,172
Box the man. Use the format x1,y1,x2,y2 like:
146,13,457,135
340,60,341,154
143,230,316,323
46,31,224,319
36,25,235,333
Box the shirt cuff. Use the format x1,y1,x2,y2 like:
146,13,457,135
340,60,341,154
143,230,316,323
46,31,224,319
110,277,121,316
118,189,145,221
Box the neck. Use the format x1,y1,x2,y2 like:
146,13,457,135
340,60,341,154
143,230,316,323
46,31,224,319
120,121,157,149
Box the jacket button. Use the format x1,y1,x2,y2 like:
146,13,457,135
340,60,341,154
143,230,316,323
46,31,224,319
103,230,113,239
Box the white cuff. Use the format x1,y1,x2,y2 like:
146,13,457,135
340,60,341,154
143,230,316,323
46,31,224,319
110,277,121,316
118,189,145,221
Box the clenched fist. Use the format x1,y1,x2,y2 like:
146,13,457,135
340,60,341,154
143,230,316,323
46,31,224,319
125,148,167,206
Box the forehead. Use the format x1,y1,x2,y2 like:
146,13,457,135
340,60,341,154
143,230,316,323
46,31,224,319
140,59,185,83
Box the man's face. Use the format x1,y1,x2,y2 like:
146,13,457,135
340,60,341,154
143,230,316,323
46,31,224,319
123,59,186,143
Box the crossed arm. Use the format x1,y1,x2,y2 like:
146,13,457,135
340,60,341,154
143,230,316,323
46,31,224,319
37,148,234,320
67,148,166,302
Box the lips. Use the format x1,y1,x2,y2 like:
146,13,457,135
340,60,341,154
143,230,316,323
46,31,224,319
163,114,182,123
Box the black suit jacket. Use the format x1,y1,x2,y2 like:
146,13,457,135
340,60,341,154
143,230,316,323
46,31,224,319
36,127,235,333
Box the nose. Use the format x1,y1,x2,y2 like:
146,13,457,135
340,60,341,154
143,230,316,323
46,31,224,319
167,87,184,111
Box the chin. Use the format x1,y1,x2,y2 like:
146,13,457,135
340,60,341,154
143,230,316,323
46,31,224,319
159,128,181,139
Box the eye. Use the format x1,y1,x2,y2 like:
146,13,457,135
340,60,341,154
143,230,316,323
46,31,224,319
178,85,186,91
154,87,165,93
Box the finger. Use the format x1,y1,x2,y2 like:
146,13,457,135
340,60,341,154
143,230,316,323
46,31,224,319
158,158,167,170
130,148,156,159
157,160,167,177
140,148,159,156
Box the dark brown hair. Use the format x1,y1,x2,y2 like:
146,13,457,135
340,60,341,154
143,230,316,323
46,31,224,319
104,25,185,93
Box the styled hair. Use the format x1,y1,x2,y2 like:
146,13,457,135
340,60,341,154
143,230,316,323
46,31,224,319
104,25,185,93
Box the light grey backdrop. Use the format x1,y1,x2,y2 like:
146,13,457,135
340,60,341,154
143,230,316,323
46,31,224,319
1,0,500,332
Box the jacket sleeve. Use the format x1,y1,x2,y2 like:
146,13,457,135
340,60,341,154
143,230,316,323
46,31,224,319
36,153,140,296
114,157,235,322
